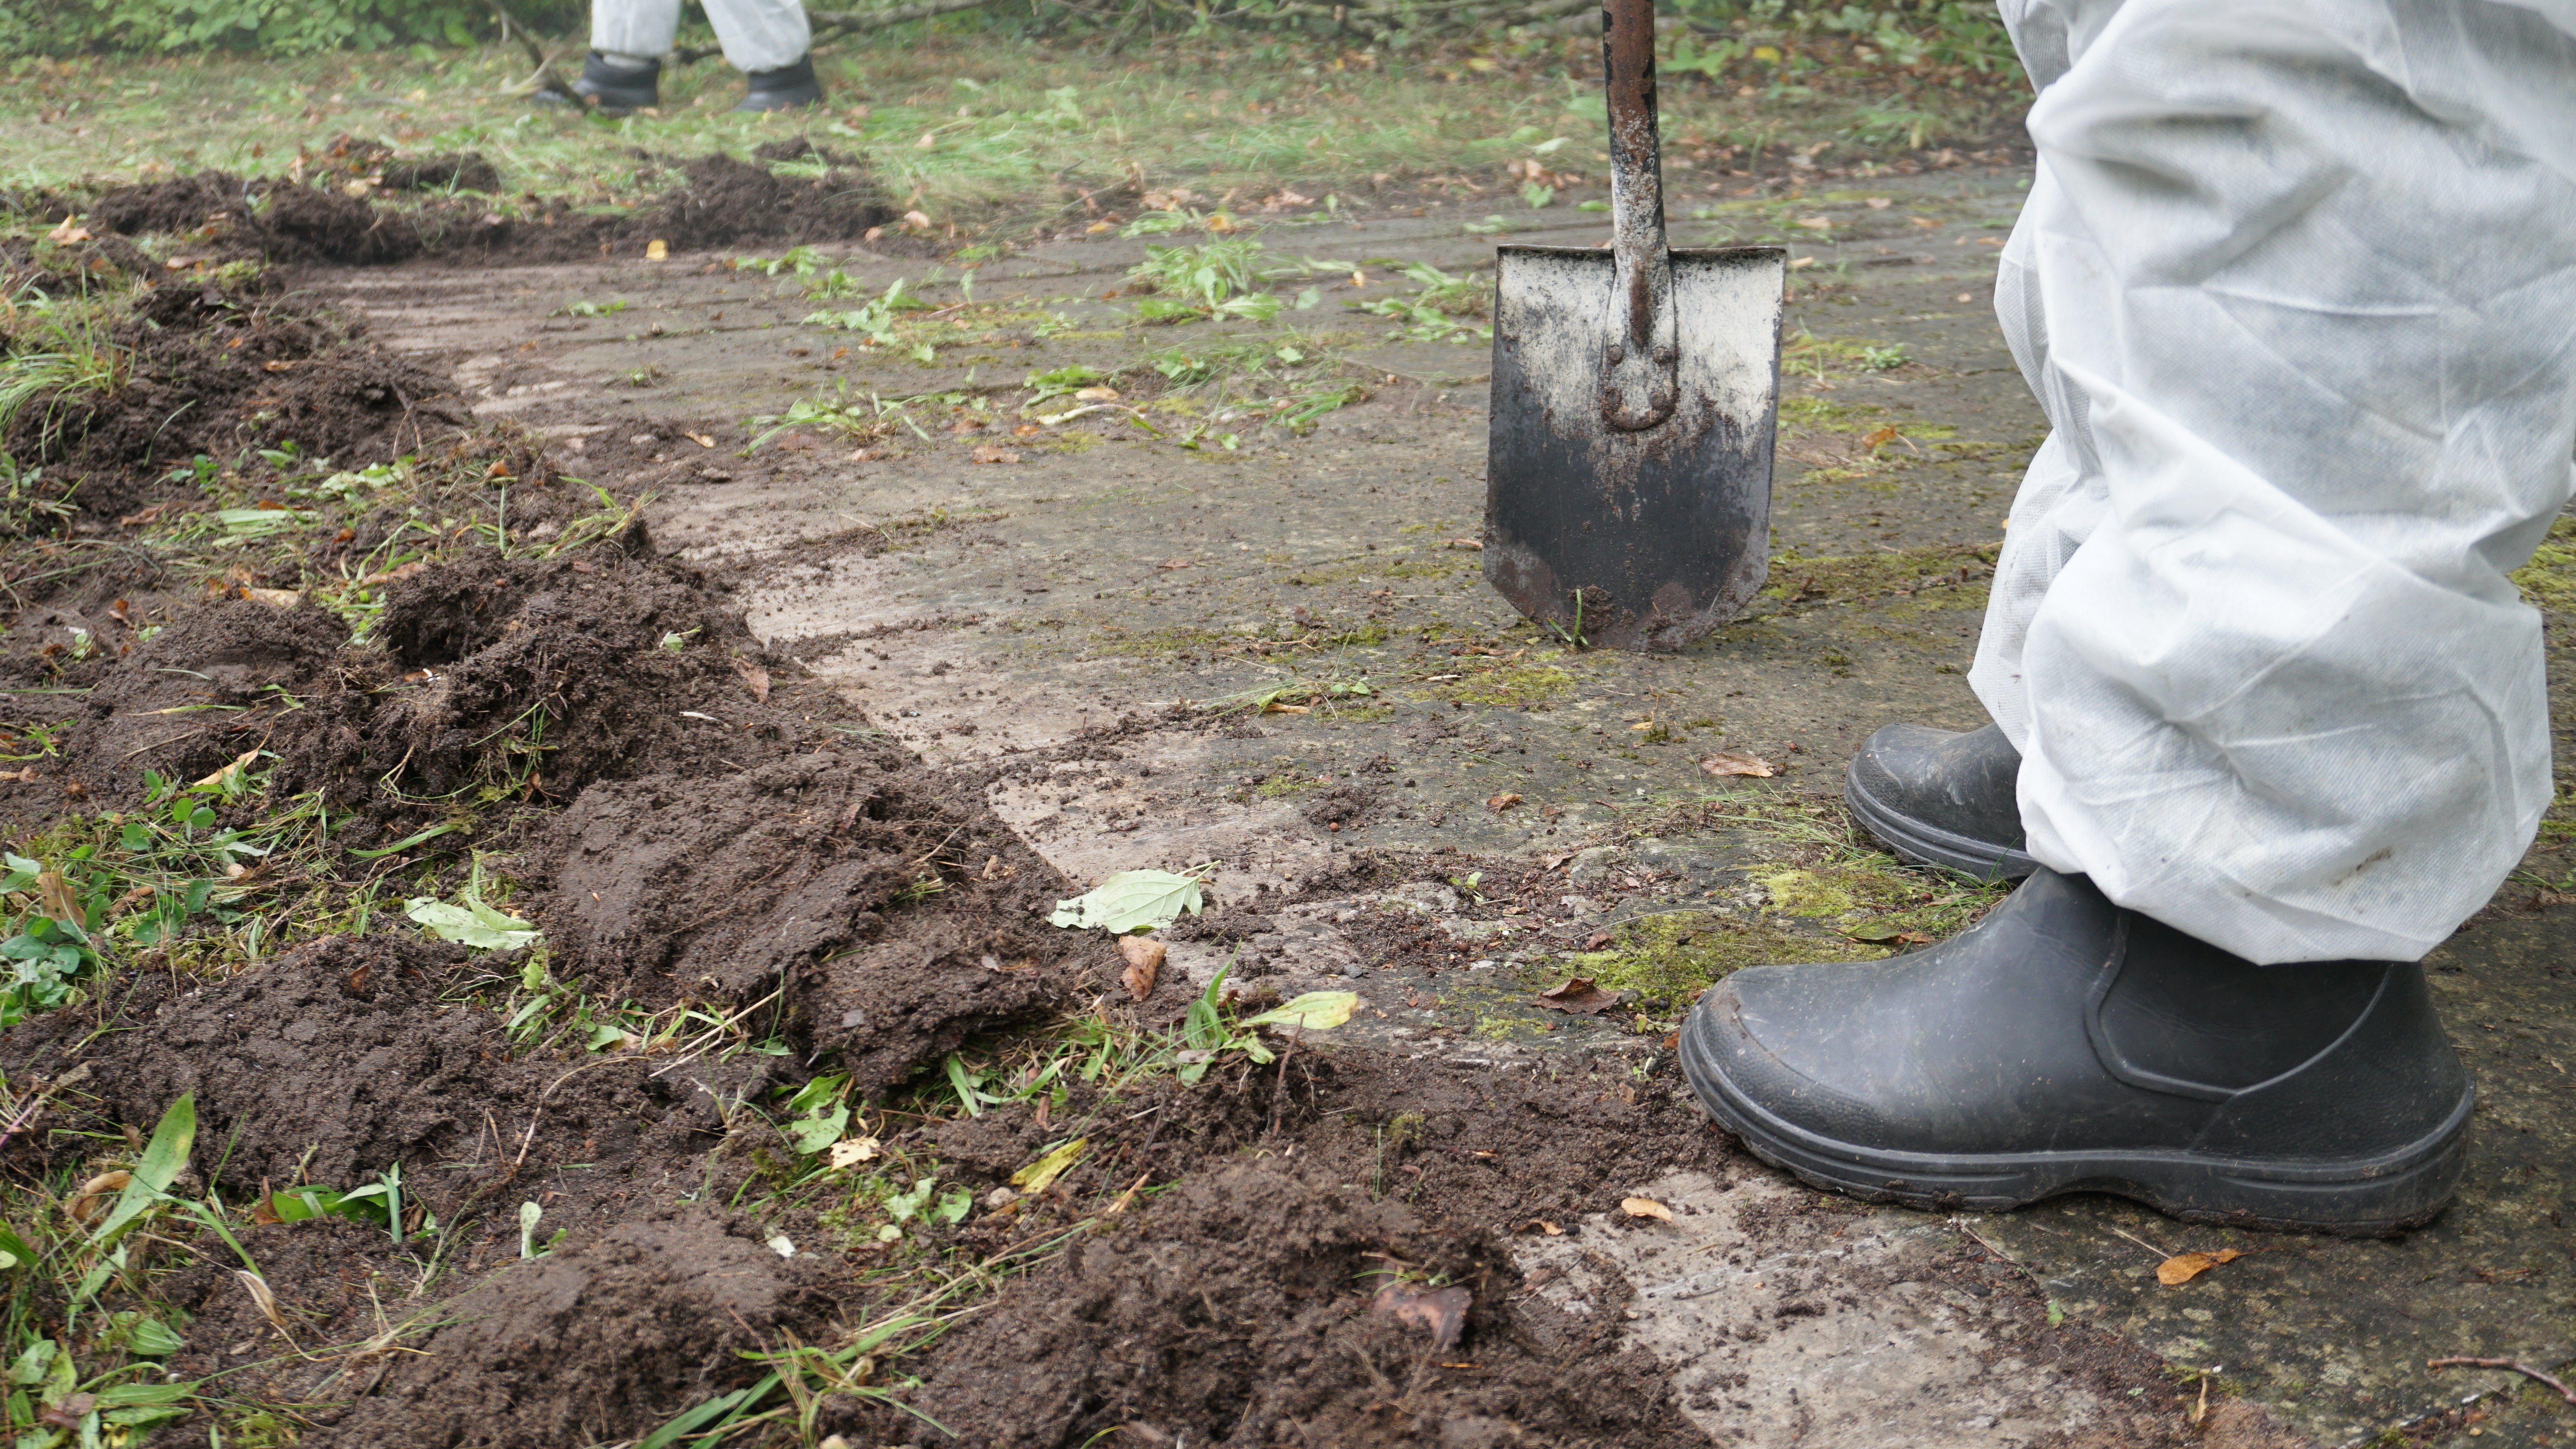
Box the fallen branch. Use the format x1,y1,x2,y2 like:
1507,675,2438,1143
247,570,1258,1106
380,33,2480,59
2427,1357,2576,1410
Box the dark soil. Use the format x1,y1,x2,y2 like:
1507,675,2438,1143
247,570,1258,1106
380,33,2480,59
78,138,892,269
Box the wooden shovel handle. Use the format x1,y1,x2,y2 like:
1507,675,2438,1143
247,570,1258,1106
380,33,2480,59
1602,0,1665,349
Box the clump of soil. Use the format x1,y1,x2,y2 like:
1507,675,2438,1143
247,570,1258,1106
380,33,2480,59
540,752,1104,1094
86,138,890,268
889,1160,1701,1449
62,595,347,797
314,1206,838,1448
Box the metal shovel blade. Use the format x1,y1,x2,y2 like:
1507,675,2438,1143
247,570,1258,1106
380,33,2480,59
1484,245,1786,651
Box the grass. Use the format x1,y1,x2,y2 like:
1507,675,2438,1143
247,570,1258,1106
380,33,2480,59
0,22,2026,234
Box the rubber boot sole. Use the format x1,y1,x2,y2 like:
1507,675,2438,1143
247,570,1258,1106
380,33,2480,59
1844,764,2038,881
1680,1009,2472,1237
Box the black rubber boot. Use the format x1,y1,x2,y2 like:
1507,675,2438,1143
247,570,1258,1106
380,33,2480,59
1680,869,2472,1235
1845,721,2036,879
735,54,823,112
567,52,660,115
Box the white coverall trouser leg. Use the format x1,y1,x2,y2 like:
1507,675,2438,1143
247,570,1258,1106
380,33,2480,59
1974,0,2576,964
591,0,811,73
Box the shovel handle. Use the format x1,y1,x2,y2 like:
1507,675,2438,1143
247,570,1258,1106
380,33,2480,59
1600,0,1676,431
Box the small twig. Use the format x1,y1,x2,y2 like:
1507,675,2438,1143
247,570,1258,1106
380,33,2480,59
2428,1357,2576,1408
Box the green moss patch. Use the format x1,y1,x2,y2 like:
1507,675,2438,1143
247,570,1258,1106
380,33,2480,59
1761,542,1996,605
2515,516,2576,611
1567,911,1884,1006
1425,660,1575,708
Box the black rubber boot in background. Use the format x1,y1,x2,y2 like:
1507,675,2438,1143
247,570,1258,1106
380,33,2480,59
735,54,823,112
1680,868,2473,1236
1845,721,2036,879
567,52,661,115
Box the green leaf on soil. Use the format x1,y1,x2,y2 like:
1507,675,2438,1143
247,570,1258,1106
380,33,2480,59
1240,991,1359,1032
406,895,540,951
1009,1137,1088,1195
786,1106,850,1155
1047,868,1210,934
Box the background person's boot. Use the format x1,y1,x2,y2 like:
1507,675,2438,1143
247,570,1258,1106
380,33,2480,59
1844,721,2035,879
1680,868,2473,1235
565,52,660,115
735,55,823,112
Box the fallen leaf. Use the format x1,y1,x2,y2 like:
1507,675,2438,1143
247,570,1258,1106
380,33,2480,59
1049,869,1209,933
38,1394,95,1430
1116,934,1163,1000
1371,1281,1471,1352
1621,1196,1675,1222
261,359,296,373
1536,977,1621,1014
357,560,427,588
1795,215,1833,229
645,237,668,260
1445,537,1484,550
46,217,91,244
1013,423,1043,437
903,209,933,229
2157,1249,2245,1286
118,502,174,527
1583,931,1613,951
1911,215,1942,228
1520,1219,1563,1235
1242,990,1361,1032
1485,792,1522,812
1010,1137,1088,1194
1699,752,1775,779
237,1270,292,1334
406,894,541,951
970,445,1022,464
1073,385,1121,401
35,871,80,926
67,1170,130,1225
685,431,716,449
1157,558,1194,570
733,658,771,703
242,587,302,607
828,1136,881,1169
192,747,262,791
1861,424,1901,450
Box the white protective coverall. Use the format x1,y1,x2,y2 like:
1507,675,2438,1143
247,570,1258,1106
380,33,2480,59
1972,0,2576,964
592,0,811,73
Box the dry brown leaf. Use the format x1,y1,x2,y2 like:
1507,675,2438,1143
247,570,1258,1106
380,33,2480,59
242,588,301,608
237,1270,292,1336
1371,1281,1471,1352
685,431,717,449
2156,1249,2244,1286
1621,1196,1675,1222
46,218,91,244
1862,424,1901,450
1116,934,1164,1000
1699,752,1775,779
1157,558,1195,570
733,658,771,703
1536,977,1620,1015
261,359,296,373
1013,423,1043,437
35,871,81,928
645,238,669,260
1485,792,1522,812
1519,1219,1563,1236
67,1169,130,1225
969,445,1022,465
192,747,262,791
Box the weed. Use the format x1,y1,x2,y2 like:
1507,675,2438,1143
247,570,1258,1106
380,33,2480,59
552,298,628,318
0,293,131,453
1200,676,1375,715
1354,261,1492,345
1127,239,1302,324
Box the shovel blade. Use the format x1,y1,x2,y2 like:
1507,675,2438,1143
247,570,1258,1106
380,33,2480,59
1485,245,1786,651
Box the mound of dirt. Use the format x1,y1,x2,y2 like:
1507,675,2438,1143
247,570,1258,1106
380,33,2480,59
63,595,347,798
541,752,1103,1093
314,1206,838,1449
884,1161,1701,1449
86,139,890,268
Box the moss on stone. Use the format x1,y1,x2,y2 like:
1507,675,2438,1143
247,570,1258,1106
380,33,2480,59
1567,911,1886,1005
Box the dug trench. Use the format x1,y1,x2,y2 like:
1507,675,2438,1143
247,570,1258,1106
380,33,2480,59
0,156,2336,1448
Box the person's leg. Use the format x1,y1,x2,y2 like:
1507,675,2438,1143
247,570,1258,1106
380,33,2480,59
569,0,680,112
700,0,823,109
1687,0,2576,1231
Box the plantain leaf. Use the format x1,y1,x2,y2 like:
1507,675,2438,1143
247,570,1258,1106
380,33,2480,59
1046,869,1208,934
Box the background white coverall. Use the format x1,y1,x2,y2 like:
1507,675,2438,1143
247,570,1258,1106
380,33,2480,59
592,0,810,73
1972,0,2576,964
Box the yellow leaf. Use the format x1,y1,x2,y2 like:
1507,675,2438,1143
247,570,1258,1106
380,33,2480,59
1241,991,1359,1032
1621,1197,1674,1222
645,238,668,260
1010,1137,1088,1195
827,1137,880,1170
2155,1248,2244,1286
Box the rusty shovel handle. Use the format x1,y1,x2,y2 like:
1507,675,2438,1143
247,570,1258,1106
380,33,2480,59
1598,0,1677,431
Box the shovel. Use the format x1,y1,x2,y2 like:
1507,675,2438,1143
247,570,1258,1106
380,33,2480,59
1483,0,1787,652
